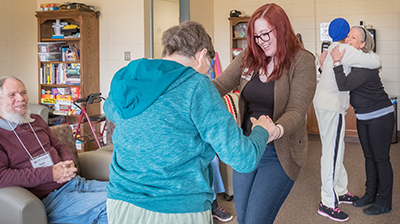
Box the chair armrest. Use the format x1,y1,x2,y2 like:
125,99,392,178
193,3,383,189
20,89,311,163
0,187,47,224
79,150,112,181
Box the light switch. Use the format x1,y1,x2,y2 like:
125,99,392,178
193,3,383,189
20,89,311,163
124,51,131,61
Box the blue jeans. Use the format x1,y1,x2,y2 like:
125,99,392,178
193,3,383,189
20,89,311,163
233,146,294,224
42,176,108,224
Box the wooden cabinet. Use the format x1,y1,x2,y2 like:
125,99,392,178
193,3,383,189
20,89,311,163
228,17,249,62
36,9,100,151
307,104,358,138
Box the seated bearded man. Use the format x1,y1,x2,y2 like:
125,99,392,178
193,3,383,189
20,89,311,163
0,76,108,224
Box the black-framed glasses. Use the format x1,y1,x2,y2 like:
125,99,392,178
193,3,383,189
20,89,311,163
254,28,275,42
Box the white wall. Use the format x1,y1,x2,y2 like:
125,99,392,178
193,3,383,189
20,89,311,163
0,0,37,102
190,0,214,40
153,0,179,59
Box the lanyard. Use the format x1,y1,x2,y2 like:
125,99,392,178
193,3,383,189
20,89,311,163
7,120,47,160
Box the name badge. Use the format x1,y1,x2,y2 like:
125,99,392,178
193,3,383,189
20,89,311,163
241,68,252,81
30,152,54,169
241,75,251,81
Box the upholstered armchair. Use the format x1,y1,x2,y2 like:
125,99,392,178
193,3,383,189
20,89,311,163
0,124,113,224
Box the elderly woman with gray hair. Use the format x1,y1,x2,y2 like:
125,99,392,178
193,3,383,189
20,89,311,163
104,21,277,224
330,26,394,216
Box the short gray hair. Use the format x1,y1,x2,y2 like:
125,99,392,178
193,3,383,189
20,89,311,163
161,21,215,59
0,76,24,99
351,26,374,53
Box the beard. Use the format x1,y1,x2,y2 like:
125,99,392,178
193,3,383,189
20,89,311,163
1,107,34,124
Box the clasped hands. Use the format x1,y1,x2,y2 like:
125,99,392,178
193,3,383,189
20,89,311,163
250,115,282,143
52,160,77,184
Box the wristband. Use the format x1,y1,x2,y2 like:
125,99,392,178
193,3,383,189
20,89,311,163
276,124,284,139
275,125,281,139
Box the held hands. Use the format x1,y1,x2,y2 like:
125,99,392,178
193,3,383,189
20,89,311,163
52,160,77,184
330,46,346,62
250,115,281,143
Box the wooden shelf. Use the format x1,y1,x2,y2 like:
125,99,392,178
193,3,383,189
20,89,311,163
41,84,80,88
228,17,249,26
233,37,247,40
229,17,249,62
41,38,80,41
49,112,79,118
40,61,80,64
36,9,100,152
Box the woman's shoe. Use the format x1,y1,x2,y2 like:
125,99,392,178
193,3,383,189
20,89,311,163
353,194,374,207
363,203,391,215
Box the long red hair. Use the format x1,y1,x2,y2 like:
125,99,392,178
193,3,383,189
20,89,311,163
243,3,304,81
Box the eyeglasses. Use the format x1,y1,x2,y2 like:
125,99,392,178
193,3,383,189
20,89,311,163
254,28,275,42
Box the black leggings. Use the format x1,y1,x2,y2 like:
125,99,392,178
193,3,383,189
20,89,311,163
356,112,394,208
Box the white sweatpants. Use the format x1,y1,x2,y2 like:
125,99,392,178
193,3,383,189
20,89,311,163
315,108,348,208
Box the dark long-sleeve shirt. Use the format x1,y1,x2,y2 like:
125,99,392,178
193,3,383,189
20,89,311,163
0,114,76,199
334,65,392,114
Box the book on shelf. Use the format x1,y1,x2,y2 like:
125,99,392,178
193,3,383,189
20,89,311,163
40,63,80,85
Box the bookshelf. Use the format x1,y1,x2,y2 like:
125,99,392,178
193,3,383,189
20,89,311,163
229,17,249,62
36,9,100,151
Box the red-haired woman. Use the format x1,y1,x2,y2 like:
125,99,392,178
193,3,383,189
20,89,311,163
213,3,316,223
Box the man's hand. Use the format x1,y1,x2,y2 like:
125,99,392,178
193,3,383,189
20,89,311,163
250,115,278,143
52,160,77,184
